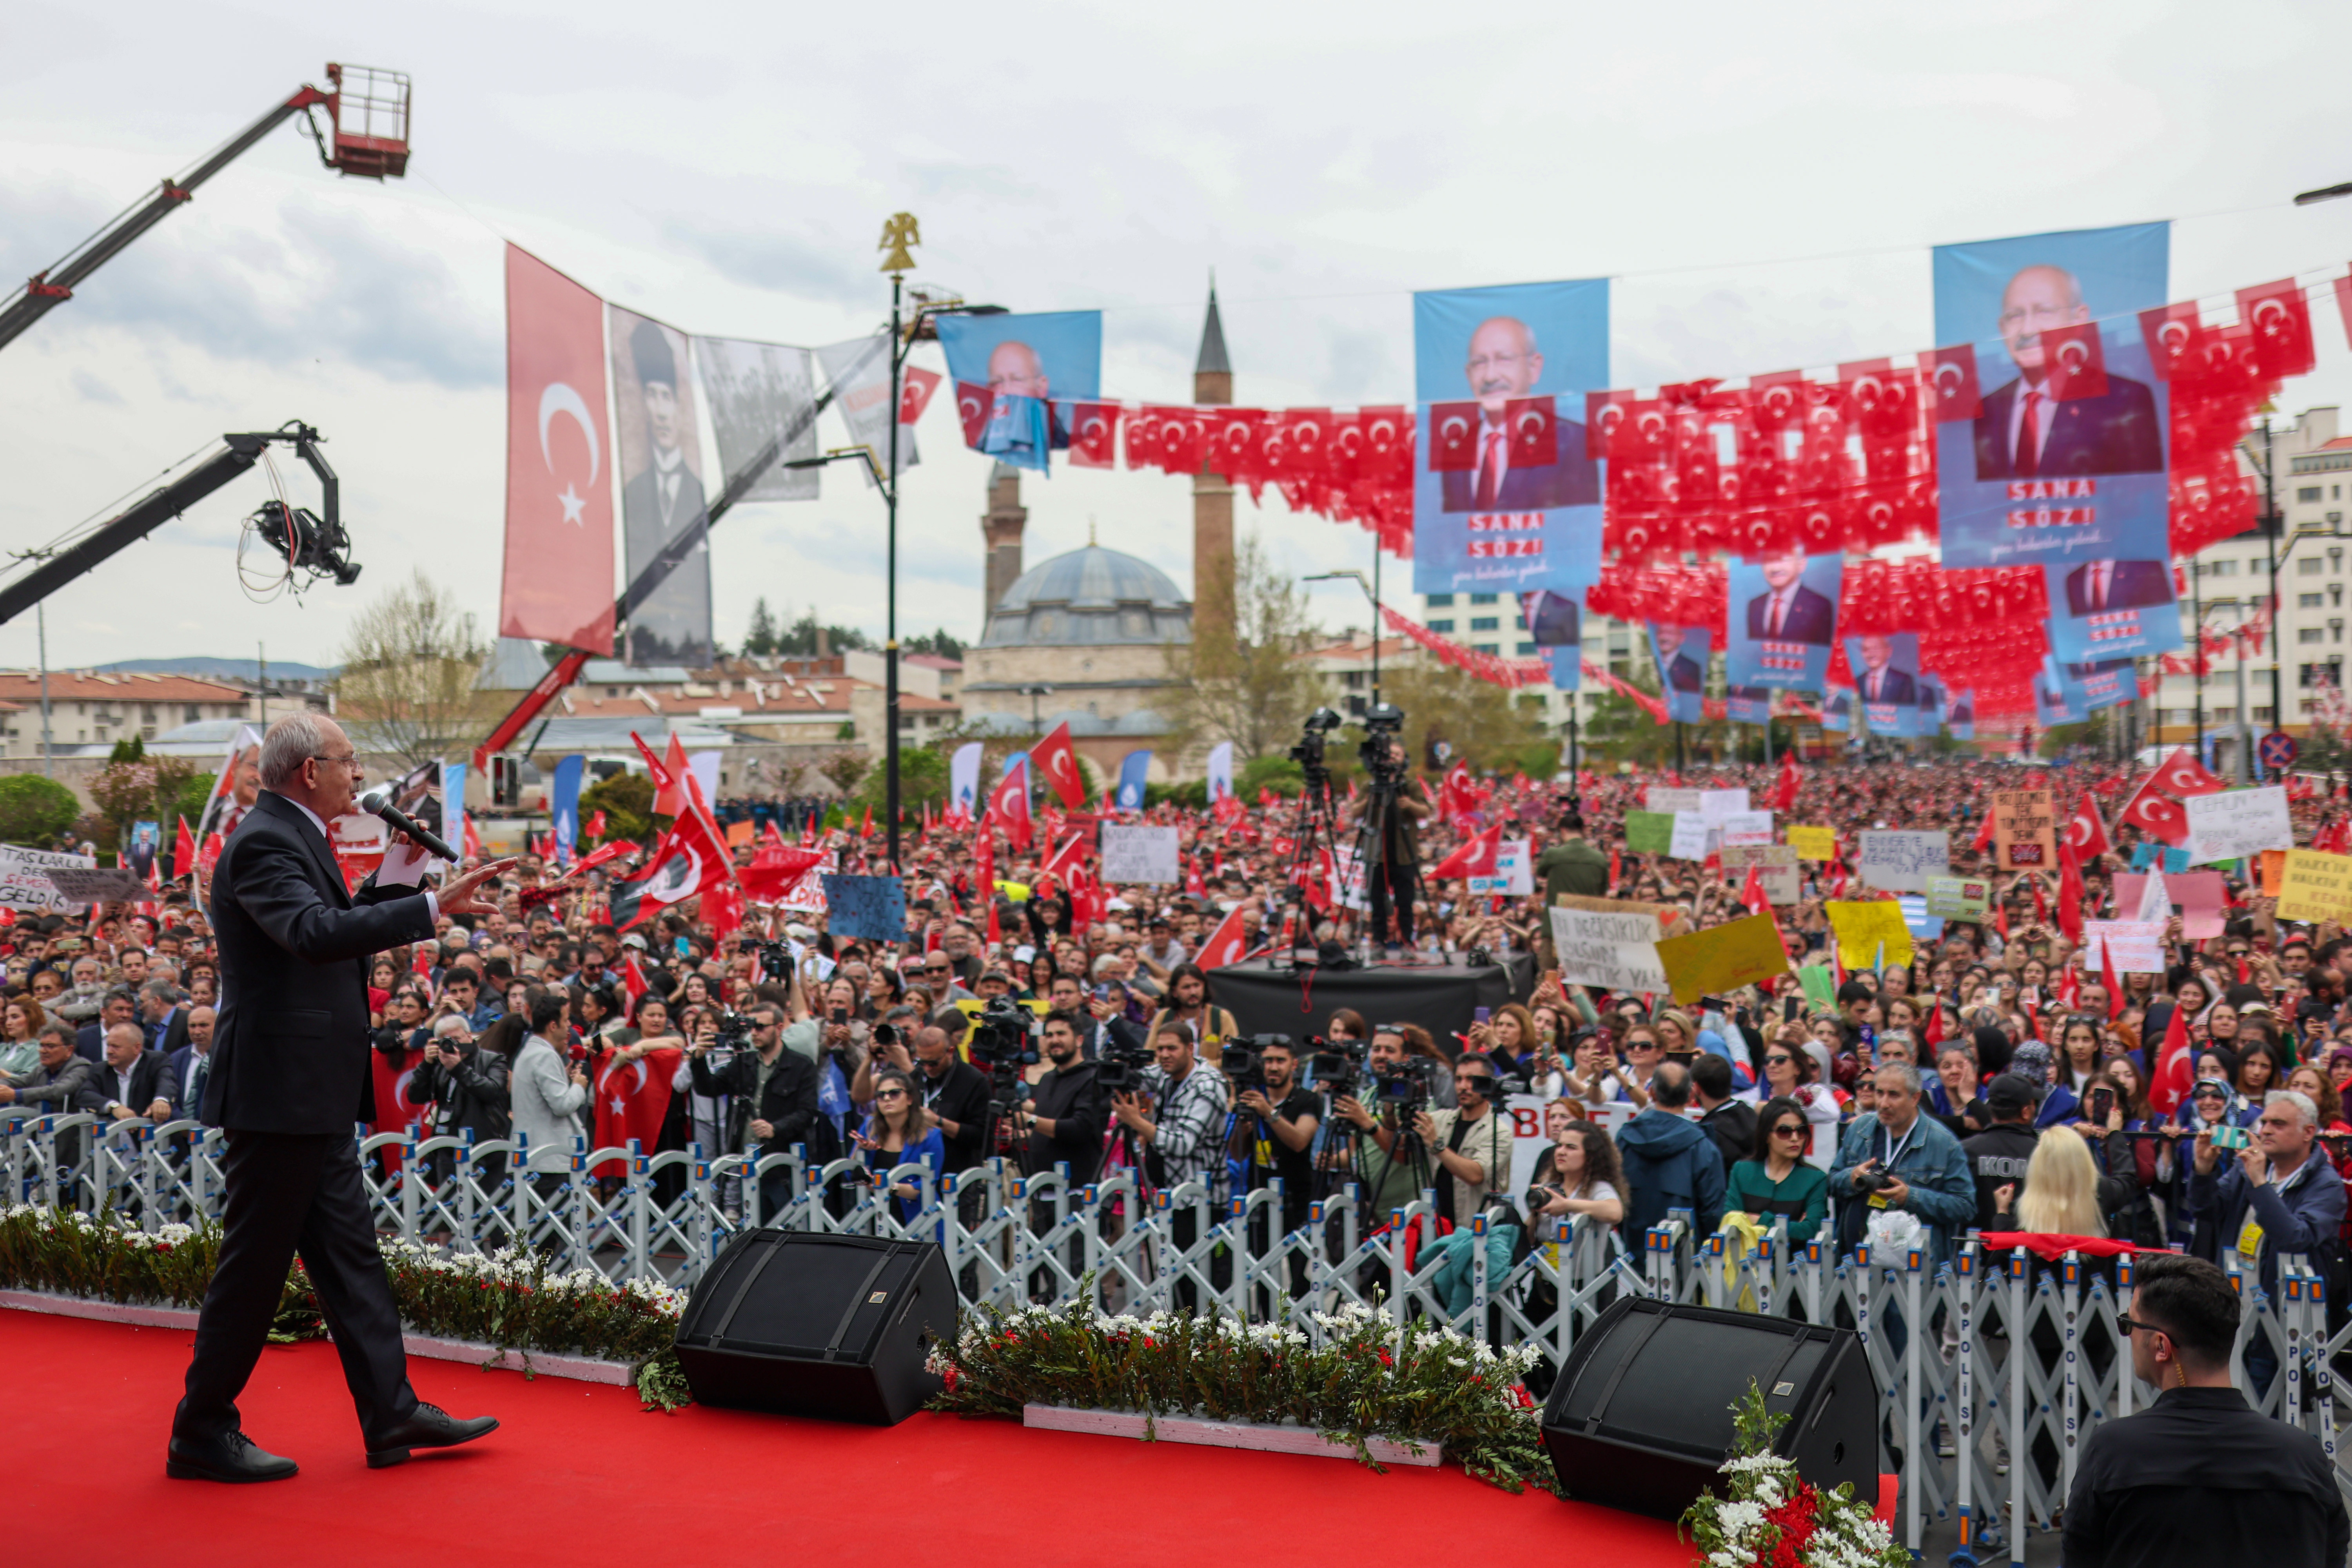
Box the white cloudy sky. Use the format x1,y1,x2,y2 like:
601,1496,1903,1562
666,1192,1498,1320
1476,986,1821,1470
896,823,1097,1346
5,0,2352,671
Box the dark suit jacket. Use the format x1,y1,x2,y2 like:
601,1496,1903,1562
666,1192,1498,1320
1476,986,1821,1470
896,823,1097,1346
1971,372,2163,480
73,1022,105,1063
2064,559,2173,618
201,791,436,1135
167,1044,213,1126
1857,666,1918,705
1665,653,1704,693
1439,419,1598,513
149,1006,190,1060
94,1049,176,1119
1745,584,1836,646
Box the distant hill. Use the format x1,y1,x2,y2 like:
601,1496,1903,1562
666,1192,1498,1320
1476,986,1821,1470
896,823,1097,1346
93,656,338,684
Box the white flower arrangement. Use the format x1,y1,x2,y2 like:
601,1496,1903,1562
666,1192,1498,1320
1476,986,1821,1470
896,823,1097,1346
1681,1384,1906,1568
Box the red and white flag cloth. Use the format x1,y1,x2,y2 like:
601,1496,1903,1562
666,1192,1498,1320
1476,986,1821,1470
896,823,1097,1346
1738,861,1771,917
500,244,616,653
1772,750,1801,812
593,1043,682,1177
1430,824,1502,880
2149,1001,2194,1116
2118,772,2191,846
1194,905,1252,970
2151,748,2228,799
1030,721,1088,810
172,817,197,881
2064,791,2113,861
987,766,1033,850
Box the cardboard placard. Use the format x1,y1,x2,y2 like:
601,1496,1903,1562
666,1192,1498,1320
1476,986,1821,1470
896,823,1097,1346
1717,810,1775,848
2183,787,2293,866
1547,903,1671,994
1856,830,1950,893
1653,913,1787,1005
42,866,151,903
1551,891,1690,938
1468,839,1533,896
1923,875,1990,922
1826,899,1915,969
1787,825,1837,862
2082,918,2166,975
1668,814,1713,861
1721,843,1801,905
2277,849,2352,925
0,845,99,913
2261,849,2287,898
1991,789,2058,871
1099,824,1182,884
1623,810,1675,855
1644,787,1702,815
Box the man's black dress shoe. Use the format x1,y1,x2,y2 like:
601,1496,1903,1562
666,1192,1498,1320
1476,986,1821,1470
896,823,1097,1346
365,1401,499,1468
166,1430,300,1483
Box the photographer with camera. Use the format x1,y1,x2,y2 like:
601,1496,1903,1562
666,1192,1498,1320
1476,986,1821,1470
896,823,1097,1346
1226,1036,1320,1240
1412,1053,1512,1229
1113,1018,1228,1307
1330,1025,1433,1218
910,1023,991,1178
1020,1010,1109,1183
1347,708,1430,952
410,1013,512,1189
686,1002,817,1218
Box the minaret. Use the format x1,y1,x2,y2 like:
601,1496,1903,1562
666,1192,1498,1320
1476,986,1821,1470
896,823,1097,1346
980,461,1026,635
1192,281,1235,644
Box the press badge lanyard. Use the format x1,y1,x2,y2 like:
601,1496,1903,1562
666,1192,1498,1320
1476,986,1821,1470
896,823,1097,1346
1878,1119,1918,1174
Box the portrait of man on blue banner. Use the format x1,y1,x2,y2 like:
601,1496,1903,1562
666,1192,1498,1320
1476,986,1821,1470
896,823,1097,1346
2034,654,2136,726
1936,681,1976,741
1646,624,1710,724
2042,552,2183,662
1519,590,1583,691
1727,687,1772,725
1726,552,1842,691
1827,632,1931,737
936,311,1103,473
1932,223,2173,577
1412,278,1606,600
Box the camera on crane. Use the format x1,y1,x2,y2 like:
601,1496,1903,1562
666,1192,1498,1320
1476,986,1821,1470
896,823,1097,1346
252,499,361,586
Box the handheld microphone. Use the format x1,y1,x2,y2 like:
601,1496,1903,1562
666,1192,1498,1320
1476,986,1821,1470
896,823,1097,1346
357,786,459,864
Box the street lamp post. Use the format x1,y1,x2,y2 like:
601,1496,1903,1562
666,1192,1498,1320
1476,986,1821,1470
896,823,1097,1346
1303,567,1385,712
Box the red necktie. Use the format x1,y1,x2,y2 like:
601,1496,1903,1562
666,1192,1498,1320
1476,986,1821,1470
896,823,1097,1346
2093,563,2109,610
1475,430,1504,510
2017,390,2043,476
1769,596,1785,638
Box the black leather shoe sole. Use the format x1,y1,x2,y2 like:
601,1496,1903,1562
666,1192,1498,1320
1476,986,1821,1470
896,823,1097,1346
165,1449,299,1483
366,1416,498,1468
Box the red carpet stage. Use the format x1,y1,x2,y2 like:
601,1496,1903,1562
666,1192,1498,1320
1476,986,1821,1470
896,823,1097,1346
4,1310,1693,1567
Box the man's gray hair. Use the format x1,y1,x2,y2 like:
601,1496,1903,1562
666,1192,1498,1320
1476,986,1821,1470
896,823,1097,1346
258,712,339,790
2268,1088,2320,1129
432,1014,471,1040
139,978,181,1003
1875,1062,1924,1094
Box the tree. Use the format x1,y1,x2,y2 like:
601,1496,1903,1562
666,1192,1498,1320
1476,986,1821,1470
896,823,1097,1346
1379,661,1551,774
1160,530,1323,766
1582,671,1680,768
817,749,872,797
579,770,656,844
777,608,873,657
0,774,80,847
335,570,498,770
87,755,198,850
904,628,965,660
108,735,146,764
743,598,781,658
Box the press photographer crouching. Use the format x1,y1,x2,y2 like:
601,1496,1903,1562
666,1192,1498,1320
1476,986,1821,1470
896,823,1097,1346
688,1003,817,1219
411,1013,513,1191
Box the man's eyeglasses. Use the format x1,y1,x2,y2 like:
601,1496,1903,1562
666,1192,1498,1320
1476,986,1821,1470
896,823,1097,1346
310,751,362,771
2114,1312,2168,1341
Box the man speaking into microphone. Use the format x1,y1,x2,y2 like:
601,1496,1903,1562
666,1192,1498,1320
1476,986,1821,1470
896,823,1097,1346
170,714,516,1483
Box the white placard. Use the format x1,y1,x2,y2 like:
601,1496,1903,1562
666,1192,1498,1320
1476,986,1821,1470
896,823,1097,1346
1547,905,1670,993
2083,918,2167,975
1717,810,1774,847
2134,867,2172,924
1468,838,1534,896
1720,843,1800,904
1098,825,1181,884
1856,829,1950,893
1668,814,1713,861
2183,787,2293,865
1331,845,1369,911
1697,789,1752,824
43,866,153,903
0,845,97,913
1644,786,1703,815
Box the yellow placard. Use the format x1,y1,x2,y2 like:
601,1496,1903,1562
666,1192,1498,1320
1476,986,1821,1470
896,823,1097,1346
2276,849,2352,924
1826,899,1915,970
1653,913,1788,1005
1787,825,1837,862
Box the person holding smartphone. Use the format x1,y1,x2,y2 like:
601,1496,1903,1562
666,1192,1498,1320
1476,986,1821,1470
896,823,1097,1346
856,1068,943,1224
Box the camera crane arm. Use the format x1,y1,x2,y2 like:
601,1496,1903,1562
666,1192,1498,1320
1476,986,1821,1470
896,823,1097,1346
0,424,334,629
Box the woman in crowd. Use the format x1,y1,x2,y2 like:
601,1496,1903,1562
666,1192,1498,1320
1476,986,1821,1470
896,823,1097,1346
2236,1038,2285,1103
858,1067,944,1224
0,995,44,1077
1523,1114,1624,1276
1725,1096,1831,1243
1759,1026,1838,1160
1927,1042,1980,1136
1564,1025,1641,1110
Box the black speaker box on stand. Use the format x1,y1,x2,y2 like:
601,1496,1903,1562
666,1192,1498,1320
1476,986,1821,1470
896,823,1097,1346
673,1231,956,1425
1539,1297,1878,1519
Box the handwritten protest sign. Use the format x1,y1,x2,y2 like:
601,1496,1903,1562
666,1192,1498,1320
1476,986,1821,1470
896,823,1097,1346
1717,811,1774,848
822,873,907,942
1991,789,2057,871
1099,824,1181,884
1654,913,1787,1005
1697,789,1751,824
2083,919,2167,975
1623,811,1674,855
0,846,98,913
1856,830,1949,893
1787,826,1837,861
1668,815,1713,861
2183,787,2293,866
2261,849,2287,898
1721,844,1800,904
2278,850,2352,925
1924,875,1990,922
1826,899,1915,969
1548,902,1670,993
1468,839,1532,896
1645,787,1702,815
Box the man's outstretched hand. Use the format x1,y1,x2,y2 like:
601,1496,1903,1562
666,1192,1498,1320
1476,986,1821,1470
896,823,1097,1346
438,858,518,918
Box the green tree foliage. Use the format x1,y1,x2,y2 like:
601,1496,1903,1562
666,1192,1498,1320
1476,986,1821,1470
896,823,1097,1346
742,598,782,658
579,770,656,844
1161,530,1323,767
0,774,82,847
1380,662,1550,774
334,570,498,770
1236,754,1304,800
904,628,966,660
108,735,147,764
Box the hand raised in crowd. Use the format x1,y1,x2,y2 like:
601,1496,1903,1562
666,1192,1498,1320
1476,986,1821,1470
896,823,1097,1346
437,858,521,919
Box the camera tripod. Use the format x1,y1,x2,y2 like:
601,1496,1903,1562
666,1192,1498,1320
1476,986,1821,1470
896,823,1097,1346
1351,730,1421,958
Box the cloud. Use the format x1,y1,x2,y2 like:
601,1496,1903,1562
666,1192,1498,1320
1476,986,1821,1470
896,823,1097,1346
70,368,120,403
662,220,875,312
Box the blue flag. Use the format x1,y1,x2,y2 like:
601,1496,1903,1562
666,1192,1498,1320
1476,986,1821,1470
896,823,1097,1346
1116,750,1153,810
550,754,584,866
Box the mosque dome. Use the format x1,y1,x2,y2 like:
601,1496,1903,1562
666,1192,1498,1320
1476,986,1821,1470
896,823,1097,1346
979,544,1192,648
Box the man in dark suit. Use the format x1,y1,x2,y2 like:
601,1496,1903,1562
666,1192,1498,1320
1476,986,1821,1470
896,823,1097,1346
2064,558,2174,617
76,986,135,1063
142,979,191,1059
1852,634,1918,706
1438,315,1598,513
167,1005,216,1129
171,714,514,1484
617,315,710,666
1652,624,1706,693
1744,552,1836,645
1971,264,2163,480
93,1022,176,1123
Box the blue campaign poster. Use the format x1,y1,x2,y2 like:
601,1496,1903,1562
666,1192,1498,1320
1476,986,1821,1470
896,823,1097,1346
1726,687,1772,725
1412,279,1607,600
822,873,908,944
1725,552,1842,692
1519,590,1582,691
2033,655,2137,727
1646,624,1709,723
936,311,1103,472
1829,632,1932,737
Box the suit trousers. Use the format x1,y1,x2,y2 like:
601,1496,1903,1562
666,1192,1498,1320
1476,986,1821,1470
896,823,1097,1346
174,1129,418,1444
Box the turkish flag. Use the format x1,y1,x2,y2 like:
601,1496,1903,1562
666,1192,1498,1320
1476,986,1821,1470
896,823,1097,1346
1738,861,1770,917
1143,406,1202,474
1031,720,1087,809
1205,408,1265,477
608,797,733,930
172,816,196,881
1194,905,1252,971
2064,791,2113,860
1773,750,1802,812
898,365,943,425
1504,396,1557,468
1042,830,1087,882
2237,278,2318,380
1428,402,1482,470
955,381,995,448
1069,402,1121,468
501,244,615,653
1357,407,1412,482
200,831,225,879
2118,775,2190,846
585,809,608,840
2040,323,2109,402
2337,272,2352,352
593,1044,682,1177
2149,1001,2193,1117
1122,406,1160,469
1283,408,1332,472
2152,748,2227,798
1920,344,1982,421
740,844,824,902
2056,845,2086,945
369,1047,427,1173
1584,391,1633,461
2139,302,2205,383
987,768,1033,850
1430,824,1502,880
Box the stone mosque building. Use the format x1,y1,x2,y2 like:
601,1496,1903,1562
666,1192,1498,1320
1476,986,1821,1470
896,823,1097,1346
958,291,1238,783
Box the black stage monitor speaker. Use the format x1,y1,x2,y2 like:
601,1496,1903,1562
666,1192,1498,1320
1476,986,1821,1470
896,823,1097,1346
1539,1297,1877,1519
672,1231,955,1425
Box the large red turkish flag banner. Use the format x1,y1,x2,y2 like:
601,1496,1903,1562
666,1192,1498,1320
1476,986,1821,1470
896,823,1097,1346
502,245,615,653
